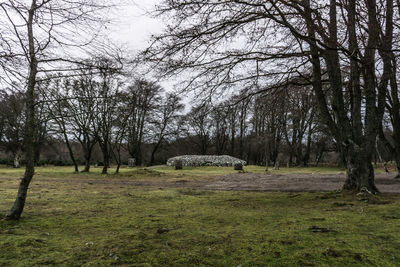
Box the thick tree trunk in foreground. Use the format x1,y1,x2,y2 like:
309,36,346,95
343,142,378,192
303,0,379,193
6,1,37,220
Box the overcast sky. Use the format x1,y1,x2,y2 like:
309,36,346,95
109,1,163,52
107,1,185,97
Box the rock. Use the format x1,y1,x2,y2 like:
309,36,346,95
234,163,243,171
274,161,280,170
167,155,246,167
175,159,183,170
128,158,136,167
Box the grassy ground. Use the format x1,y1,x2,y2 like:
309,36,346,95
0,163,393,179
1,165,400,266
0,164,347,183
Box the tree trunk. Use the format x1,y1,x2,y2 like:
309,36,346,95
150,141,161,166
302,121,313,167
296,144,303,166
230,133,235,156
288,151,293,167
115,162,121,174
6,1,37,220
113,146,123,174
81,145,93,172
136,145,142,166
83,161,90,172
13,151,21,168
101,145,109,174
395,149,400,179
315,150,323,167
343,142,378,193
34,144,41,166
64,133,78,172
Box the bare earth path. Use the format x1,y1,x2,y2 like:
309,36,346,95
1,172,400,193
200,173,400,193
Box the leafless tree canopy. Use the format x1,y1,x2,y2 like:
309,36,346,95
144,0,400,193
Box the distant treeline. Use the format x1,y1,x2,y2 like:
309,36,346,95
1,73,395,170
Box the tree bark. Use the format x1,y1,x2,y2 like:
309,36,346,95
302,0,378,192
100,144,109,174
343,141,378,192
345,0,380,193
115,162,121,174
6,1,38,220
63,131,78,173
81,142,94,172
150,140,162,166
395,154,400,179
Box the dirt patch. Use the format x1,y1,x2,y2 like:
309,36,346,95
1,173,399,193
200,173,400,193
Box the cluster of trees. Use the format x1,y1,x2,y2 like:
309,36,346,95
0,67,184,174
45,71,184,174
2,0,400,220
181,84,324,168
0,0,120,220
144,0,400,193
4,75,391,175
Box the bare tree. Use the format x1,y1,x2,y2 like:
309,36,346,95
148,92,184,165
210,104,230,155
184,104,212,155
68,75,100,173
1,0,117,220
376,0,400,179
251,90,285,166
42,79,80,172
111,91,132,174
91,57,123,174
126,79,161,166
282,86,316,167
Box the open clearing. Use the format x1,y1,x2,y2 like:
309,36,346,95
1,166,398,193
1,165,400,266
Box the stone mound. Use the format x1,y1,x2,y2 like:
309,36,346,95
166,155,246,167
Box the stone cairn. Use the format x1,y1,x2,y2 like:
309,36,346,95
167,155,246,167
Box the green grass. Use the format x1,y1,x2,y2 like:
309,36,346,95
1,165,400,266
153,165,348,175
0,162,392,179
